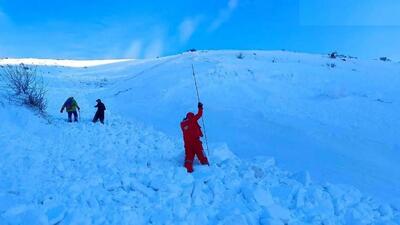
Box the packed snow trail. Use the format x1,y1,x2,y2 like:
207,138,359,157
0,109,399,224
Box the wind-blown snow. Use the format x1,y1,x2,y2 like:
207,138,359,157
0,50,399,224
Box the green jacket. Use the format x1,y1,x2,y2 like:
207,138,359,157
61,97,80,112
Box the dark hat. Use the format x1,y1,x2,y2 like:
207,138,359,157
96,99,101,102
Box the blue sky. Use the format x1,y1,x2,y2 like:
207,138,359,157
0,0,399,59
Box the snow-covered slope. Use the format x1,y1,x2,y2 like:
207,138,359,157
0,51,399,224
0,58,133,68
99,50,400,206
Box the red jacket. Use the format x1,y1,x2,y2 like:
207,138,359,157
181,107,203,143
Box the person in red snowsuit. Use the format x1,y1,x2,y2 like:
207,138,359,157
181,102,209,173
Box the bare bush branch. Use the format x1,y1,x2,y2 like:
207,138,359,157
0,64,47,112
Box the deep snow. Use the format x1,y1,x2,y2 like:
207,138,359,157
93,50,400,206
0,51,399,224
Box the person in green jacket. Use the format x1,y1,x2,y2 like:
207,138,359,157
60,97,80,122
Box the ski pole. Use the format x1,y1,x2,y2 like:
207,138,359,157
191,64,210,160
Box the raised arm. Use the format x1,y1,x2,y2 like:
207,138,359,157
194,102,203,121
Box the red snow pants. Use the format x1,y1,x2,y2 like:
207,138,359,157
184,139,209,173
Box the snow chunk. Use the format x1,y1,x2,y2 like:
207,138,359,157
290,171,311,187
212,144,238,164
254,187,274,207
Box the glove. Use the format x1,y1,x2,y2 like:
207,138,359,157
60,109,63,113
198,102,203,108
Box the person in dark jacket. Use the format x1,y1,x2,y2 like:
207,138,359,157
180,102,209,173
93,99,106,124
60,97,80,122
